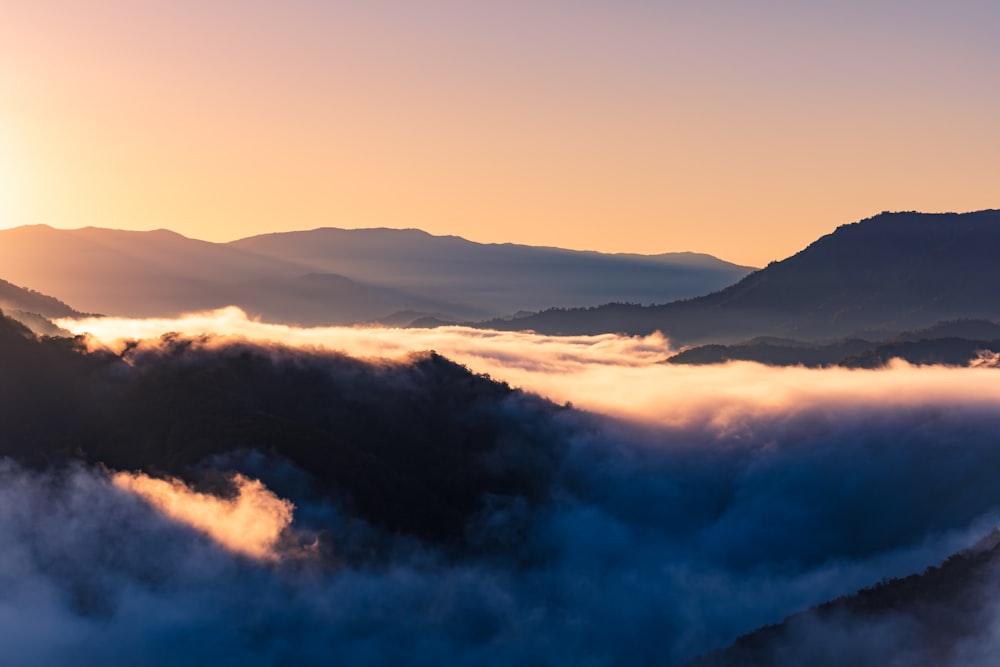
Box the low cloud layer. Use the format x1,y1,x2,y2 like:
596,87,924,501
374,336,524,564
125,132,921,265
2,308,994,664
62,307,1000,427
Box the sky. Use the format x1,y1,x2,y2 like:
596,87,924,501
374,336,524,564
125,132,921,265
1,1,998,266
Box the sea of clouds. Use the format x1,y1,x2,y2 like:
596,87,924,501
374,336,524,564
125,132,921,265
0,308,994,665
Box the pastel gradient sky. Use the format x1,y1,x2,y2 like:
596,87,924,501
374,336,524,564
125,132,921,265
1,1,997,265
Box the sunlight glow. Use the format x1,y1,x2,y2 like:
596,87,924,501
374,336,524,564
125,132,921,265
0,131,14,226
112,471,295,561
61,308,1000,431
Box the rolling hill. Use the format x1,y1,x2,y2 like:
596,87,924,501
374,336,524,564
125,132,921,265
0,277,89,335
229,227,755,314
0,277,84,319
0,225,752,325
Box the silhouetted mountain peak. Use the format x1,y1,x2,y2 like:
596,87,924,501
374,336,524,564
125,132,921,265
729,210,1000,314
488,210,1000,344
778,209,1000,267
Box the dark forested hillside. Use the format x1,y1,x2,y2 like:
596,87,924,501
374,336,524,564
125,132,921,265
0,277,83,318
0,312,565,543
687,531,1000,667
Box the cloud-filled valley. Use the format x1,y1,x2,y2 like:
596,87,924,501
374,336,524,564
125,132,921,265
62,307,1000,427
4,0,997,657
0,308,985,664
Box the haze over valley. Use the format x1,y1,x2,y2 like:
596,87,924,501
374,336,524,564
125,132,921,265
0,224,751,326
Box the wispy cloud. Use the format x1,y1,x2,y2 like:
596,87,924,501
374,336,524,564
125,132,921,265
61,307,1000,428
112,472,295,561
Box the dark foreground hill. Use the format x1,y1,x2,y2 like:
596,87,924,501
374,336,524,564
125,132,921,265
0,310,564,543
486,210,1000,345
687,531,1000,667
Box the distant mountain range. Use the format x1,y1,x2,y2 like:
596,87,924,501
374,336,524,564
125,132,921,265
230,227,753,315
485,210,1000,345
5,210,1000,353
667,320,1000,368
0,225,752,325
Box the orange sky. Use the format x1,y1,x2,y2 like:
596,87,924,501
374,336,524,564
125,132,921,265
1,1,998,266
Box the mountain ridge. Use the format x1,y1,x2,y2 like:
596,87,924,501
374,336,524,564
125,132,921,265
231,226,748,269
0,224,752,325
482,210,1000,344
227,226,754,314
